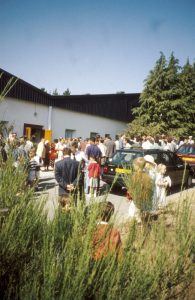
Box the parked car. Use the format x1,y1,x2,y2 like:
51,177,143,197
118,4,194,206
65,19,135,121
102,148,193,189
176,143,195,174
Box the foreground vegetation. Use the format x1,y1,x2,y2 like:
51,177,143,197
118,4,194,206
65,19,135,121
0,157,195,299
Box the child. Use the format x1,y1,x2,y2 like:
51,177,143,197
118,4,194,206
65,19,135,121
27,148,40,188
156,164,171,208
92,201,122,260
88,155,101,197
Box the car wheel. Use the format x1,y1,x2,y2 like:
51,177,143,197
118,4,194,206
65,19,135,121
186,175,193,188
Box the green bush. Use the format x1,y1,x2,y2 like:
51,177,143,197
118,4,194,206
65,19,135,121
0,157,194,299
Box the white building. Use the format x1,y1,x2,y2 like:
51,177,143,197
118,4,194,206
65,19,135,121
0,68,140,141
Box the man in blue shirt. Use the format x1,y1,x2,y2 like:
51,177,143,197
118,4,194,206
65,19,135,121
85,137,102,163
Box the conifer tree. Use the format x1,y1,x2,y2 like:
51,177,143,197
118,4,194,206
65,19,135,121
132,52,167,131
178,59,195,134
161,52,182,131
128,53,195,136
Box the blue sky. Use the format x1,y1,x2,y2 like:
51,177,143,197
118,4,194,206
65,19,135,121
0,0,195,95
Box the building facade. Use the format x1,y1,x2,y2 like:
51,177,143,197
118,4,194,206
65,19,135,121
0,68,140,141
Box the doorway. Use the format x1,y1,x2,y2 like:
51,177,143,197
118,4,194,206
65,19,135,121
23,123,44,143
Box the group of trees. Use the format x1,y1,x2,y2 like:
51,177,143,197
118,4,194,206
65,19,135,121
41,88,71,96
127,52,195,137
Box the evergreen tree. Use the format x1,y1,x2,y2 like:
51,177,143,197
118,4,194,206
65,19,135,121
41,88,47,93
178,59,195,134
63,88,71,96
52,88,59,96
161,52,182,131
128,53,195,136
132,52,167,131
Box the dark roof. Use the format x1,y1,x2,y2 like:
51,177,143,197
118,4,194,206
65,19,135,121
0,68,140,122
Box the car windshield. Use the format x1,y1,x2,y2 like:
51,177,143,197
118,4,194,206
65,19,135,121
178,145,195,155
109,151,143,165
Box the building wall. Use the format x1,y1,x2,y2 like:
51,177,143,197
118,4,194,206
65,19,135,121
0,97,126,139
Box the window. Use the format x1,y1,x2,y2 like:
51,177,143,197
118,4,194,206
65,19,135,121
0,121,11,138
90,132,98,138
161,153,173,165
65,129,75,139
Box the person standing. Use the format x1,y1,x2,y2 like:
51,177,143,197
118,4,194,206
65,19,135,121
85,137,102,163
36,138,46,165
71,141,87,199
26,148,40,188
156,164,171,208
55,148,79,209
98,138,107,177
55,138,66,162
188,136,194,144
85,137,102,194
88,155,101,197
44,140,50,171
114,135,120,150
104,136,116,159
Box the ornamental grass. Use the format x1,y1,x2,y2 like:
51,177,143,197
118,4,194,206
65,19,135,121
0,156,194,299
123,169,154,212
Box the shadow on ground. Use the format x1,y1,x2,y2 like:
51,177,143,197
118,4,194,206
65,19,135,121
38,182,57,191
108,182,195,197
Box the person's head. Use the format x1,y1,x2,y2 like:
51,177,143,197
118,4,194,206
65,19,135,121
167,137,172,143
63,147,72,156
99,201,115,222
12,132,17,138
95,137,100,144
90,137,95,144
144,155,156,170
31,135,36,142
19,136,24,145
133,157,146,171
28,148,36,159
71,141,78,149
89,154,96,162
154,136,160,145
157,164,167,175
9,132,16,143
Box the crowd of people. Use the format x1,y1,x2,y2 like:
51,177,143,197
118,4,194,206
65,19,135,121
0,132,194,193
0,131,194,259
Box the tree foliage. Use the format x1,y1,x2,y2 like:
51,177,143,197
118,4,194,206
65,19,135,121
127,53,195,137
40,87,47,93
63,88,71,96
52,88,59,96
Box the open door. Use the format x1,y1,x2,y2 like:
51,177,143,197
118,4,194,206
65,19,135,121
24,123,43,143
25,127,31,140
43,129,52,143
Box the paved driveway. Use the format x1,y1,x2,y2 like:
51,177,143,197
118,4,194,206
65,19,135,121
37,170,195,223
